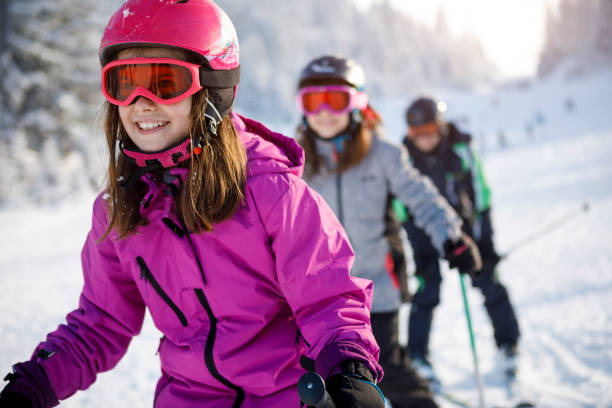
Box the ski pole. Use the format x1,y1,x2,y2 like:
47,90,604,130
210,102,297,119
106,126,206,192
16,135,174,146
500,201,589,259
298,372,336,408
459,273,486,408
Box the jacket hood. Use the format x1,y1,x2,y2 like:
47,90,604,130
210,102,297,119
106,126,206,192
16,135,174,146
231,112,304,179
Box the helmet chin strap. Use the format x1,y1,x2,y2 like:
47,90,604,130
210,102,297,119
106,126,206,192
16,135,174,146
120,138,193,167
118,97,226,192
119,138,192,192
204,96,223,138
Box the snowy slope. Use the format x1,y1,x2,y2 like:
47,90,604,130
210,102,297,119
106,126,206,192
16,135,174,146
394,70,612,407
422,125,612,407
1,71,611,407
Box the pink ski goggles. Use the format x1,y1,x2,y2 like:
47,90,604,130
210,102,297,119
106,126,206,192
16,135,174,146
102,58,203,106
296,85,368,116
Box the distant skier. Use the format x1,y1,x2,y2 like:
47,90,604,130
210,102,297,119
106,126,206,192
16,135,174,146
564,96,575,113
295,56,483,408
401,96,521,386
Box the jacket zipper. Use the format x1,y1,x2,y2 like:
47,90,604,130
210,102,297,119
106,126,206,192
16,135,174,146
195,289,245,407
137,256,188,327
295,329,311,349
170,217,207,285
336,172,344,225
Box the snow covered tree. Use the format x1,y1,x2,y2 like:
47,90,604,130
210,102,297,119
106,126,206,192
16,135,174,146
1,0,496,206
595,0,612,64
216,0,496,123
538,0,609,77
0,0,122,205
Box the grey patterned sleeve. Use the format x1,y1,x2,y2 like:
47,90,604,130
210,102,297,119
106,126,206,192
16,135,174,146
378,139,463,253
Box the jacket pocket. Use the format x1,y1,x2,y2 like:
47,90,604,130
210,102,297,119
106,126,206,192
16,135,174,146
137,256,188,327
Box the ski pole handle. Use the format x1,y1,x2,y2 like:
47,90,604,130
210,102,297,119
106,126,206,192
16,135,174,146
298,372,336,408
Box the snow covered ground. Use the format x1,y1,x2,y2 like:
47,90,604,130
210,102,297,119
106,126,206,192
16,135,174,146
1,69,611,407
418,127,612,408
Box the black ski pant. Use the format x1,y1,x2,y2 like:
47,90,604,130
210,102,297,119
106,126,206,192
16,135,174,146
370,311,438,408
403,216,520,358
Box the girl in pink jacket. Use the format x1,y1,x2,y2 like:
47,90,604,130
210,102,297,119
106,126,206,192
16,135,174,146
0,1,384,407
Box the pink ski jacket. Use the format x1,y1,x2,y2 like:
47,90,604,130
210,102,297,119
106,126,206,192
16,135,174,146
33,113,382,407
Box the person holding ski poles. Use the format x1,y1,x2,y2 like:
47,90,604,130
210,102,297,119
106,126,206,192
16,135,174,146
295,55,482,408
401,96,521,386
0,2,389,407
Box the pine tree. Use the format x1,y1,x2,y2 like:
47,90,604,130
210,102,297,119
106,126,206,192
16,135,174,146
595,0,612,63
1,0,496,205
216,0,495,122
538,0,607,77
0,0,122,205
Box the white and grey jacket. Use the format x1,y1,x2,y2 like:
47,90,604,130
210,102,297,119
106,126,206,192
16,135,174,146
304,135,462,312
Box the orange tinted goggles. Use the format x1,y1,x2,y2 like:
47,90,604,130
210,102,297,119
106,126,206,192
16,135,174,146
303,90,350,112
296,85,368,116
102,58,202,106
408,123,439,138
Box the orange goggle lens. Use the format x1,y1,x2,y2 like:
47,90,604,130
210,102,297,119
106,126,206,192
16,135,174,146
408,123,439,137
302,90,351,113
104,63,194,102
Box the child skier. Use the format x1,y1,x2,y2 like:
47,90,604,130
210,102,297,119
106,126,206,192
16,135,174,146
0,2,387,407
402,96,521,385
295,55,482,408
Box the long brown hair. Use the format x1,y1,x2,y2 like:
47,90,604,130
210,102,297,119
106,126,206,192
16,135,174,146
102,89,247,240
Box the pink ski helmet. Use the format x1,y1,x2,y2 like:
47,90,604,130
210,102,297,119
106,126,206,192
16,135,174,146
100,0,239,71
99,0,240,122
99,0,241,173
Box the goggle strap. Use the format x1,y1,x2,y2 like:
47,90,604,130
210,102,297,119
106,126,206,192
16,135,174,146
199,66,241,88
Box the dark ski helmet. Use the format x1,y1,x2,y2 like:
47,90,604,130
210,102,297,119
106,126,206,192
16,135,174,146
406,97,447,127
298,55,366,90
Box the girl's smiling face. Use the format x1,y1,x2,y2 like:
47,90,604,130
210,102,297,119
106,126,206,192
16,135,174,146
117,48,192,152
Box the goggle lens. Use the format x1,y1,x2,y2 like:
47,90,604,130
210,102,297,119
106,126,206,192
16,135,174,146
101,58,202,106
409,123,439,137
302,90,350,113
301,91,326,113
105,64,193,102
326,91,351,111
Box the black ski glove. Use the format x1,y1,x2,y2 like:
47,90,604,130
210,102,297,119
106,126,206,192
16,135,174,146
478,239,502,275
324,360,385,408
443,234,482,277
0,360,59,408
